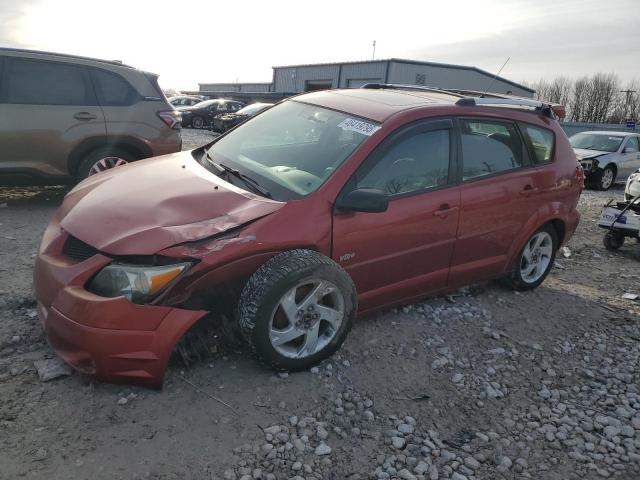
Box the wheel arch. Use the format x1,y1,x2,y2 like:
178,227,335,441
67,136,153,176
504,213,567,274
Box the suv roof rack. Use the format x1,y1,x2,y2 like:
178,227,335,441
360,83,565,119
0,47,134,69
455,96,565,119
361,83,464,97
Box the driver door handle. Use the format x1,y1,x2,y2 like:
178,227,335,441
433,204,459,218
74,112,97,121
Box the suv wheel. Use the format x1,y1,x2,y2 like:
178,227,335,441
591,165,616,190
191,116,205,129
504,225,558,290
77,147,135,181
239,250,356,371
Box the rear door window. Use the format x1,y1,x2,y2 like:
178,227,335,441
460,120,524,180
522,124,554,164
626,137,640,152
356,129,451,196
4,58,87,105
91,69,137,106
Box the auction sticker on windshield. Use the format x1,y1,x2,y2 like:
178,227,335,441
337,118,380,136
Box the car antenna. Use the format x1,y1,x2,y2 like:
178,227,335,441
481,57,510,98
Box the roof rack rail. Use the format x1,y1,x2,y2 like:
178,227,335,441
0,47,134,68
455,96,565,119
361,83,464,97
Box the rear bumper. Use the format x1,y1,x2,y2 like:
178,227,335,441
563,210,580,246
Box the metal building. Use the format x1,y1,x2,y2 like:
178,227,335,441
272,58,534,97
194,58,535,101
197,82,272,93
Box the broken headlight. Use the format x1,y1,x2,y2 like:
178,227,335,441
88,262,191,304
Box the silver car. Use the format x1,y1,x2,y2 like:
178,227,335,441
571,131,640,190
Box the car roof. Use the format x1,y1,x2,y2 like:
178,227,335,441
294,88,461,123
579,131,638,136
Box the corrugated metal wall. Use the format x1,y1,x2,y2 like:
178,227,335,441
274,65,341,92
198,83,272,92
224,60,534,97
387,62,533,98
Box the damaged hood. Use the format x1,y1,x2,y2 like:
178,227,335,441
59,151,284,255
573,148,609,160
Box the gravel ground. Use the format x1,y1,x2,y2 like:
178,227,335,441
1,138,639,479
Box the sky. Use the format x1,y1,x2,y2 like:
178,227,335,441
1,0,638,91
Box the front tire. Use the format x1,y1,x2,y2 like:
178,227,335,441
191,115,204,129
504,225,558,291
590,165,616,190
239,250,357,371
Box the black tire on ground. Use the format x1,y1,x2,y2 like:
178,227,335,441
191,116,204,129
503,224,558,291
238,249,357,371
603,232,625,250
589,165,616,190
76,146,135,182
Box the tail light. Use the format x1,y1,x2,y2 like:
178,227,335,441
157,110,181,129
575,164,585,188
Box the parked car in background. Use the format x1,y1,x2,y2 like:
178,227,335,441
570,131,640,190
211,102,273,132
177,99,244,129
625,168,640,200
168,95,203,108
34,85,582,387
0,48,181,185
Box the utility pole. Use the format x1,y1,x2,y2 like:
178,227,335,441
621,89,637,118
372,40,376,60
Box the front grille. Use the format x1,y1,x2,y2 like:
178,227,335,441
62,235,98,262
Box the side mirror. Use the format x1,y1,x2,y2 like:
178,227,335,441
335,188,388,213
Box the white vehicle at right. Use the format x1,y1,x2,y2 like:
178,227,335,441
570,131,640,190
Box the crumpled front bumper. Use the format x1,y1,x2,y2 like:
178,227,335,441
34,224,206,388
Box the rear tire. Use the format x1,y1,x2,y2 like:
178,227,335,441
603,232,625,250
76,147,135,182
504,224,558,291
239,250,357,371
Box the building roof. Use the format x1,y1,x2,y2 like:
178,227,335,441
273,58,534,94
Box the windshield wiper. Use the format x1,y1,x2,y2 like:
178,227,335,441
204,152,272,198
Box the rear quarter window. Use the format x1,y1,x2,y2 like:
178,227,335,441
91,69,138,106
521,124,554,164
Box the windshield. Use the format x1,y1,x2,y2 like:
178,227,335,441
193,99,217,108
237,103,270,116
203,101,375,200
570,133,623,152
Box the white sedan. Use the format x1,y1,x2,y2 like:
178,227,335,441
571,131,640,190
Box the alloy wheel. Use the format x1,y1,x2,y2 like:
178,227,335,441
88,157,128,176
520,232,553,284
601,168,614,189
269,280,345,359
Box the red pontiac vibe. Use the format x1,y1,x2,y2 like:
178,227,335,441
34,85,582,388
